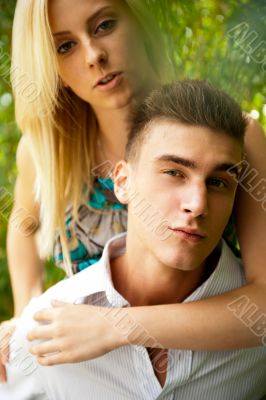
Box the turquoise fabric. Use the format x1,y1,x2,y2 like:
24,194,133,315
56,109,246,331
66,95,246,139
53,177,127,273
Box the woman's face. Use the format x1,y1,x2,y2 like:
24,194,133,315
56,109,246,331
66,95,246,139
48,0,156,112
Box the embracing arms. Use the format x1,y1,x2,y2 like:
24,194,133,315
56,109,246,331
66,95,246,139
27,118,266,365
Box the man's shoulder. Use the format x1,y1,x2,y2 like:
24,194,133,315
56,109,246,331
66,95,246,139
15,260,104,341
214,239,245,290
186,240,245,303
221,240,244,276
42,262,101,302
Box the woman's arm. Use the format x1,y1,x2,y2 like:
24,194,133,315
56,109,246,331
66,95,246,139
0,137,44,382
234,117,266,284
7,214,44,317
7,136,44,316
27,118,266,365
27,278,265,367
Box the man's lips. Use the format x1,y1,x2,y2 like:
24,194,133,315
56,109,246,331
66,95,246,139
168,227,207,241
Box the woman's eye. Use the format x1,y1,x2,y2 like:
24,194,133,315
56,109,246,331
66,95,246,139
57,41,76,55
207,177,228,189
95,19,117,34
164,170,183,177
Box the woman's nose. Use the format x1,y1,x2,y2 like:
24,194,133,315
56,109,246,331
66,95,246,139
84,40,108,68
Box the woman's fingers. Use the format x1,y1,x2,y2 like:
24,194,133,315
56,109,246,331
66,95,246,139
33,307,56,322
0,320,16,365
0,361,7,383
27,324,54,341
0,330,10,365
0,319,16,383
0,344,9,365
27,304,125,366
29,305,70,342
37,352,68,366
51,299,68,307
29,340,59,357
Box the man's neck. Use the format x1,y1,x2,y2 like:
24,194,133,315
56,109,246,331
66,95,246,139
110,241,219,307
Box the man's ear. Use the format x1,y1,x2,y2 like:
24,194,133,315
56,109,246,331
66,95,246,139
113,160,131,204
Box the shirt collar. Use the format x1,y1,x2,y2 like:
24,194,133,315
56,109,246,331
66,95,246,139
54,233,128,307
184,239,243,303
101,233,129,307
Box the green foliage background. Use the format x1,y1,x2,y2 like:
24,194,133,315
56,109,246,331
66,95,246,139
0,0,265,321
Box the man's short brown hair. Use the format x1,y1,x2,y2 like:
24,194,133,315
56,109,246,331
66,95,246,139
125,80,247,161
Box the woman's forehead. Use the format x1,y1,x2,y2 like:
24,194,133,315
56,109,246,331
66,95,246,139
48,0,130,31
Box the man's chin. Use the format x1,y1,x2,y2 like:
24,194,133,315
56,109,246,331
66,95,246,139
158,253,201,272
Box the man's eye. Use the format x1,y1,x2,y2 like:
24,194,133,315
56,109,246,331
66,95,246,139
163,170,183,177
207,177,228,189
57,41,76,55
95,19,117,34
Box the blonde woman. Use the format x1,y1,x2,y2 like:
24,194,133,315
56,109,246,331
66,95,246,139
1,0,266,379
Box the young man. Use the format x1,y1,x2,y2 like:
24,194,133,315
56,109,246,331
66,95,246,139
2,80,266,400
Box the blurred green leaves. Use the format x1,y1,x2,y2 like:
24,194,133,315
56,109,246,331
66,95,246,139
150,0,265,125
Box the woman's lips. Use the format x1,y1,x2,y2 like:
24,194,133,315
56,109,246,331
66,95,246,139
95,72,123,91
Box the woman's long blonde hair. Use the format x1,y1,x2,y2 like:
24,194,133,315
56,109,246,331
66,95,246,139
11,0,172,275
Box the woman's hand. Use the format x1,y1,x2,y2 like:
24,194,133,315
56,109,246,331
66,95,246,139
27,300,128,366
0,318,17,382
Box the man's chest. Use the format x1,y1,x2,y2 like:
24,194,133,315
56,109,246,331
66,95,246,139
147,347,168,388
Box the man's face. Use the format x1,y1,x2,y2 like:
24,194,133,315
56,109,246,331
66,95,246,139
115,120,242,271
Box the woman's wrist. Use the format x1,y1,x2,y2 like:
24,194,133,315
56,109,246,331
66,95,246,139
107,306,160,349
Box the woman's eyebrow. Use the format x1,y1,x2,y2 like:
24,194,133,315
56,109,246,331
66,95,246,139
52,6,113,37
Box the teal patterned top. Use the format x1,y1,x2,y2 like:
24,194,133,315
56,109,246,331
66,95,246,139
53,177,127,274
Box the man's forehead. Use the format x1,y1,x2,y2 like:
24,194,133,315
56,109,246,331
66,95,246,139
133,120,243,178
140,119,242,162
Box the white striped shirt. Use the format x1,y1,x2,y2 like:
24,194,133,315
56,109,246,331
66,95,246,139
1,233,266,400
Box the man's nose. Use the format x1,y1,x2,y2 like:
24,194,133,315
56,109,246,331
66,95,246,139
84,39,108,68
181,183,208,218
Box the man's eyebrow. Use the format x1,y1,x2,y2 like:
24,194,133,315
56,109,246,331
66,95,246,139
214,163,242,178
155,155,197,169
155,155,242,178
53,6,113,37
